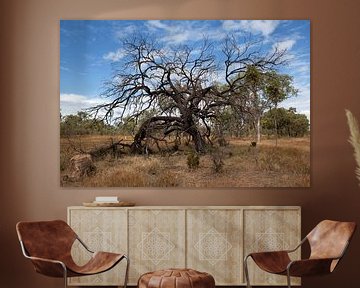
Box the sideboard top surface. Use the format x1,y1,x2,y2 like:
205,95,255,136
68,205,301,210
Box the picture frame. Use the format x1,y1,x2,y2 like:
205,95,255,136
60,20,310,187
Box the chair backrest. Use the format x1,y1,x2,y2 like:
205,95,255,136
16,220,77,261
307,220,356,261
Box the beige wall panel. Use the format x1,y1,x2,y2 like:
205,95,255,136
187,209,243,285
128,209,186,284
244,208,301,286
68,208,128,286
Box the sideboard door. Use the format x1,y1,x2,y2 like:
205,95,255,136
128,209,186,284
68,208,128,286
243,208,301,286
186,209,243,285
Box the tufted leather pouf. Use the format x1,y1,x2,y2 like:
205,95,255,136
138,268,215,288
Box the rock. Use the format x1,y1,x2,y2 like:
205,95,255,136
69,154,95,179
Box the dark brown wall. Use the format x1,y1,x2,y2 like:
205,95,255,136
1,0,360,287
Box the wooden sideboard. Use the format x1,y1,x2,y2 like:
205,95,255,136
67,206,301,286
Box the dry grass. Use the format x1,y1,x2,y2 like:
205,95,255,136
82,156,180,187
61,135,310,187
60,135,133,171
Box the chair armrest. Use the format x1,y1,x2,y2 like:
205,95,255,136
245,237,306,259
247,250,290,259
76,236,94,253
19,240,67,277
25,255,67,278
25,255,65,265
286,237,307,253
287,258,336,277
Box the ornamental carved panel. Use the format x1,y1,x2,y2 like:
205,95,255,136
128,209,186,284
187,209,243,285
68,209,127,285
244,209,301,285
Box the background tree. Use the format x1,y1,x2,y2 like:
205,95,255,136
89,35,287,153
264,71,298,144
242,65,266,143
60,112,117,136
241,66,297,143
262,107,309,137
118,116,137,137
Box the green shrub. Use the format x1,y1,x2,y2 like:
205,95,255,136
187,151,200,170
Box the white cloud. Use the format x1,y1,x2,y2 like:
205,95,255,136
162,31,191,44
61,93,97,104
60,93,106,116
302,110,310,121
146,20,226,45
147,20,281,46
147,20,171,31
291,62,310,74
221,20,240,31
223,20,280,37
103,48,126,62
273,39,296,51
147,20,192,44
279,81,310,121
115,25,137,39
244,20,280,36
61,93,127,122
283,56,310,86
60,66,70,71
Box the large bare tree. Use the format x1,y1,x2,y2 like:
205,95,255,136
90,35,287,153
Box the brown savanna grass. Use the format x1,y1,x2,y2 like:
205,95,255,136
61,135,310,187
83,157,180,187
60,135,133,171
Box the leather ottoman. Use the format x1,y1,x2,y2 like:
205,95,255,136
138,268,215,288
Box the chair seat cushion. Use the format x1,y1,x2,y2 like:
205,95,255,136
138,268,215,288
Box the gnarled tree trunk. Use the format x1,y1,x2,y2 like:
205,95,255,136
186,125,206,153
130,115,206,154
131,116,183,154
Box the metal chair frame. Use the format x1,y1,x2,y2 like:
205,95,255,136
18,231,129,288
244,236,350,288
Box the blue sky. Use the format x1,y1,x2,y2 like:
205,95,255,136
60,20,310,119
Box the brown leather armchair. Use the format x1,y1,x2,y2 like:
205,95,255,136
244,220,356,288
16,220,129,288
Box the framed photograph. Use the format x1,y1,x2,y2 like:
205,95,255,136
60,20,310,187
